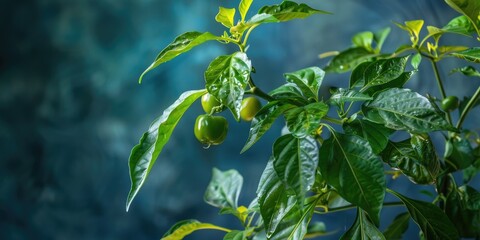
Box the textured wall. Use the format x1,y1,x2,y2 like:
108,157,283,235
1,0,477,239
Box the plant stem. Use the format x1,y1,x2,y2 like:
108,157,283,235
248,76,275,102
456,86,480,129
242,24,258,48
323,116,343,125
430,59,453,125
314,202,404,214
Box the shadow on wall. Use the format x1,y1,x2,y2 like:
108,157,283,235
0,0,477,239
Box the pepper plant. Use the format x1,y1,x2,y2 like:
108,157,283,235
126,0,480,239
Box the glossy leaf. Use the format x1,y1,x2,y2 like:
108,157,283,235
216,7,236,28
239,0,253,21
324,47,375,73
445,185,480,237
319,132,386,225
451,65,480,77
224,230,245,240
388,189,459,240
352,31,374,51
284,67,325,101
269,83,309,105
139,32,219,83
443,15,476,36
161,219,230,240
445,0,480,36
444,137,475,171
381,135,440,185
273,134,318,203
363,88,456,133
340,209,386,240
126,89,207,211
350,61,374,88
360,56,410,92
383,212,410,240
363,71,414,96
205,52,252,121
204,168,243,210
451,47,480,63
257,160,311,240
329,88,372,107
343,118,393,154
284,102,328,138
249,1,329,25
241,101,295,153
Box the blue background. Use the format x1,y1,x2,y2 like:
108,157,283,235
1,0,478,239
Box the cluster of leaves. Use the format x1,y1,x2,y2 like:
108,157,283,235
126,0,480,239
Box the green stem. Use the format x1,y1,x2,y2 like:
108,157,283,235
314,202,404,214
251,87,275,102
430,59,453,125
242,24,258,48
456,86,480,129
248,76,275,102
323,116,343,125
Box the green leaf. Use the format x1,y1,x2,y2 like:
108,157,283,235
257,160,312,240
463,154,480,183
373,27,391,52
406,20,424,40
443,15,476,36
305,222,333,238
204,168,243,210
269,83,309,105
411,53,422,70
451,65,480,77
205,52,252,121
284,67,325,101
239,0,253,22
223,230,245,240
216,7,236,28
284,102,329,138
126,89,207,211
325,47,376,73
329,88,373,107
319,132,386,225
343,118,393,154
395,20,423,45
139,32,219,83
352,31,374,52
363,88,456,133
248,1,330,25
350,61,374,88
383,212,410,240
451,47,480,63
273,134,319,203
444,137,475,171
445,185,480,238
444,0,480,36
340,209,386,240
161,219,230,240
241,101,295,153
381,134,440,185
388,189,460,240
360,56,410,92
363,71,414,96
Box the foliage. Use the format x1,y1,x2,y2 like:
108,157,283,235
126,0,480,239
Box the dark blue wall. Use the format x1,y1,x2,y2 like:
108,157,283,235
1,0,477,239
